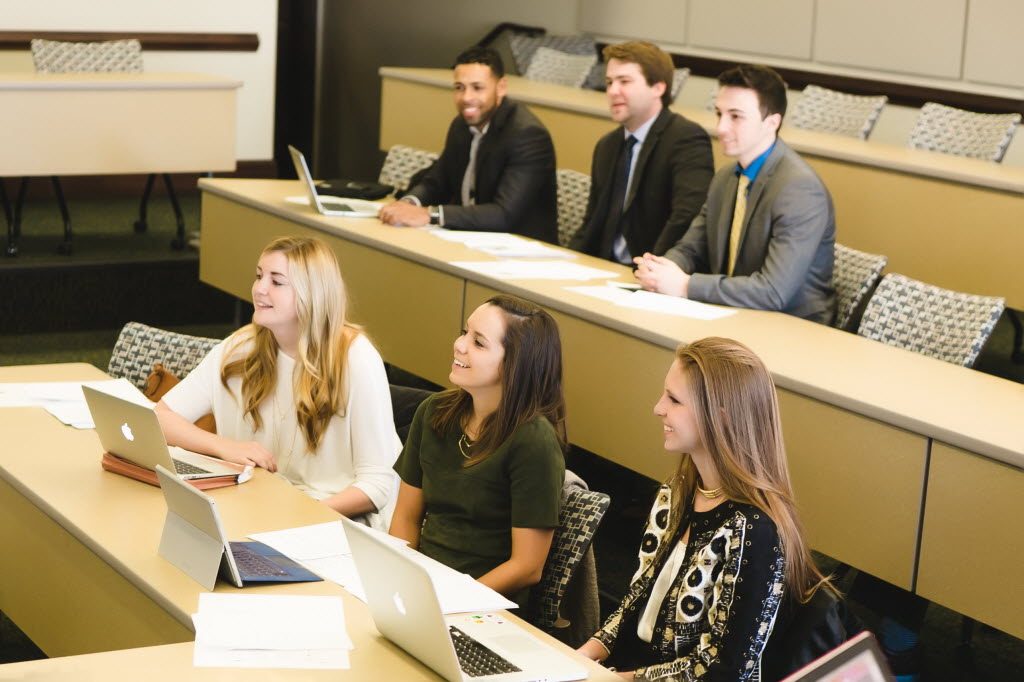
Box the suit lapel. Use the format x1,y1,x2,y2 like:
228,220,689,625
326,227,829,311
713,172,739,273
727,140,786,272
623,109,669,213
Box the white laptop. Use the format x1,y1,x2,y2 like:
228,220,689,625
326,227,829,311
82,385,239,480
287,144,381,218
155,464,321,590
342,517,587,682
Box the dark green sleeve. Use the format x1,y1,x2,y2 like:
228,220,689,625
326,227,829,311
507,418,564,528
393,398,430,488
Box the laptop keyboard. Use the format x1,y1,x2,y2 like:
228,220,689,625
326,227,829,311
449,626,521,677
229,543,290,577
172,458,212,476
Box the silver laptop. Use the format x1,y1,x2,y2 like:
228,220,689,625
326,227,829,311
287,144,381,218
342,517,587,682
781,631,895,682
154,465,321,590
82,385,239,480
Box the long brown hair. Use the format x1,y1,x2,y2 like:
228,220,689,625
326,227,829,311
663,337,832,602
431,295,567,466
220,236,359,451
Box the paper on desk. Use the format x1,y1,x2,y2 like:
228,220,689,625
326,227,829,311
192,593,351,669
429,229,573,259
451,260,618,281
249,520,407,561
566,286,737,320
405,549,518,613
0,378,148,428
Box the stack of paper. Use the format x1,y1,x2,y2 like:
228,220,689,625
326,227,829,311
430,229,572,259
249,521,516,613
0,378,149,428
566,285,737,320
192,593,352,669
450,260,618,281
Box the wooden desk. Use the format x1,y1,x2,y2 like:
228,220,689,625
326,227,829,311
380,67,1024,309
197,178,1024,637
0,364,615,680
0,72,239,177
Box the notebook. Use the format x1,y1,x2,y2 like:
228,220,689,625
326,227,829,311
781,631,895,682
155,464,322,590
342,517,587,682
82,385,240,480
288,144,381,218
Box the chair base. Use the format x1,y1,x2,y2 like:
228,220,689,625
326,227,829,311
136,173,187,251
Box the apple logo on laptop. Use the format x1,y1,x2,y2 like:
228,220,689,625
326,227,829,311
121,422,135,442
392,592,407,616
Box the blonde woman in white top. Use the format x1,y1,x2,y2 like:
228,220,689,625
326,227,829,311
156,236,401,529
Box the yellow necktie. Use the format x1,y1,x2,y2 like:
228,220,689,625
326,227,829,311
728,174,751,275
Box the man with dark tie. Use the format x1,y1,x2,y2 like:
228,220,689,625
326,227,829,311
635,64,837,324
378,46,558,243
569,41,713,262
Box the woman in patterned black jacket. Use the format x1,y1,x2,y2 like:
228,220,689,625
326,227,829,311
578,337,834,680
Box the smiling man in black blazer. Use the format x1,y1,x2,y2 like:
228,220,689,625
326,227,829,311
379,46,558,243
570,41,713,263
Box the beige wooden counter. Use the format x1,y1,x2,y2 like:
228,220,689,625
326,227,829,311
0,363,616,678
0,72,239,176
380,66,1024,308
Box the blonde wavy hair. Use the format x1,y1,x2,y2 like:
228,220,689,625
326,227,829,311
663,337,832,602
220,236,359,451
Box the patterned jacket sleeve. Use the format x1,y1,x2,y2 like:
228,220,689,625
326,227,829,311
636,513,785,681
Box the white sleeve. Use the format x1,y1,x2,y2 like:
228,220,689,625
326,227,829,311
344,335,401,512
162,341,226,423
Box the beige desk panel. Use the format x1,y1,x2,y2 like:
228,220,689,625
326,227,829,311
379,77,452,155
777,390,928,590
200,193,464,387
916,442,1024,639
464,282,676,482
0,462,191,657
809,156,1024,305
0,73,238,176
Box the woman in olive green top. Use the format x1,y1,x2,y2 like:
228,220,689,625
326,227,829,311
390,294,566,606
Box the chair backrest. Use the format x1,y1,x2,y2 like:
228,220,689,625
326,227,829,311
108,322,221,390
377,145,439,194
30,38,143,73
555,168,591,247
832,243,887,331
669,67,690,102
527,483,610,631
523,46,596,88
857,274,1005,367
389,384,435,444
790,85,888,140
508,33,597,76
908,102,1021,163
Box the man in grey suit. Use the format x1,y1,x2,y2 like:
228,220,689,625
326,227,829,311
635,65,836,324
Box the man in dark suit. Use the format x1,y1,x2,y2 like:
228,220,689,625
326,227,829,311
569,41,712,262
635,65,836,324
379,47,557,243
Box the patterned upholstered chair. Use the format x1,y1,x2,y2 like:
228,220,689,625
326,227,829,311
108,321,221,391
669,67,690,102
832,243,888,331
857,274,1005,368
908,102,1021,163
15,39,189,256
523,47,596,88
790,85,888,140
526,478,610,645
555,169,591,247
508,33,597,76
377,145,439,195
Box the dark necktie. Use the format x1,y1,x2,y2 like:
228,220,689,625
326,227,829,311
601,135,637,259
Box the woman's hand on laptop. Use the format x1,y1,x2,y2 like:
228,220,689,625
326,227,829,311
218,440,277,472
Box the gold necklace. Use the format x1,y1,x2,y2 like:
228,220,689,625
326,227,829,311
696,483,724,499
457,433,474,459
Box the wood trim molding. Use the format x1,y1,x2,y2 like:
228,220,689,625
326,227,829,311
0,31,258,52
